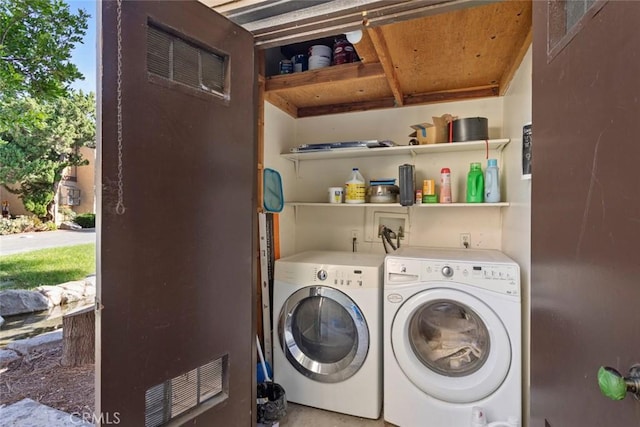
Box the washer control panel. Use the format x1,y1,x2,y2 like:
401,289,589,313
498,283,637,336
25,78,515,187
310,265,381,289
386,257,520,296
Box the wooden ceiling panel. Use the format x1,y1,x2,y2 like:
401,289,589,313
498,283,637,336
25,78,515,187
261,1,532,117
380,1,532,95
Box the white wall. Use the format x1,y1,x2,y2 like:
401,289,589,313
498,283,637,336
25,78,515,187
263,102,297,257
501,46,532,426
285,97,506,254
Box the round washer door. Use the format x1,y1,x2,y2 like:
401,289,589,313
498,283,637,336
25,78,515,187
278,286,369,383
391,287,511,403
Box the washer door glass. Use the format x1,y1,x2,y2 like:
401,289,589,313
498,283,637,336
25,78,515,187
409,300,489,377
278,286,369,383
392,288,511,403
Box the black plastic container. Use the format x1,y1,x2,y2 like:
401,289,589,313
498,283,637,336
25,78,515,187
399,164,415,206
452,117,488,142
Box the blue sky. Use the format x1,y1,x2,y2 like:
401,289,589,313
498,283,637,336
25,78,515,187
67,0,97,94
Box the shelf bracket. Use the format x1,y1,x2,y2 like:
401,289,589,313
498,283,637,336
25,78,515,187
409,148,417,159
293,158,300,178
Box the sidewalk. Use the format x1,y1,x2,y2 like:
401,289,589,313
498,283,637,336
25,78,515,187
0,230,96,256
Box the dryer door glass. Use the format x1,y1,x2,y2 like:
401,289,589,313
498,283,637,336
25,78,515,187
409,300,489,377
279,286,369,383
391,288,512,403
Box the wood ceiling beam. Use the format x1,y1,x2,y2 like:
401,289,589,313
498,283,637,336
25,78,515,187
499,26,532,96
403,85,499,105
366,27,404,106
264,91,299,118
298,97,397,118
296,85,499,117
265,62,384,92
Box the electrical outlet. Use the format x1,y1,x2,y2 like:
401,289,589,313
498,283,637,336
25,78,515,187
460,233,471,248
351,229,361,241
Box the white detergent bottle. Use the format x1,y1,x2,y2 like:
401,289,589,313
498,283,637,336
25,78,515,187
345,168,365,204
484,158,501,203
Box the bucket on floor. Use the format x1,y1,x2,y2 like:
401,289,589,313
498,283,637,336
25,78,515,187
256,336,286,426
257,381,286,426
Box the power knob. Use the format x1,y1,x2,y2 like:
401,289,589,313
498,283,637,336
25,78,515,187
317,270,328,281
441,266,454,278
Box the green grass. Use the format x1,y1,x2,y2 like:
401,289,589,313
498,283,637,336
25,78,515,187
0,244,96,290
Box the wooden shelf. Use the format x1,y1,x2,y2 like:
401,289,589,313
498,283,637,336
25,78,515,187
281,139,510,162
286,202,510,208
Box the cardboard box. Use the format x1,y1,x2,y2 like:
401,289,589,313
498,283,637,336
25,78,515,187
409,114,456,144
409,123,437,144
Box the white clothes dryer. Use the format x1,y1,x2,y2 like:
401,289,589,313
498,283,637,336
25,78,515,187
384,247,521,427
273,251,384,419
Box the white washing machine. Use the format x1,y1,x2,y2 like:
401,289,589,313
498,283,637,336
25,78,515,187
384,247,521,427
273,251,384,419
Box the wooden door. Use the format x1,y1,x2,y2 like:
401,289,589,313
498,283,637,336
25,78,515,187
98,1,256,425
531,1,640,425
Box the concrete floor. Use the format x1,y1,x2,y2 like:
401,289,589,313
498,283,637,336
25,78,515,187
280,403,394,426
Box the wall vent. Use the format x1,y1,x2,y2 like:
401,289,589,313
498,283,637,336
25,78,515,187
147,24,226,96
144,355,228,427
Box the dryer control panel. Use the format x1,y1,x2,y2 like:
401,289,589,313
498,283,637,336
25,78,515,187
386,257,520,296
314,265,382,289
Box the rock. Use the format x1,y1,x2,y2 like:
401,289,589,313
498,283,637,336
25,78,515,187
7,329,63,356
0,289,50,316
0,348,20,367
85,274,96,288
37,279,95,306
0,398,92,427
58,221,82,230
0,314,4,327
36,285,62,307
58,280,91,303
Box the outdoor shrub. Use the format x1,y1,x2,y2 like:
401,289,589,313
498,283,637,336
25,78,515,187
74,213,95,228
59,206,77,222
0,215,55,235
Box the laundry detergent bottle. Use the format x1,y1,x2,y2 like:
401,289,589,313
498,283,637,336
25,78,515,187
484,158,501,203
466,162,484,203
345,168,366,204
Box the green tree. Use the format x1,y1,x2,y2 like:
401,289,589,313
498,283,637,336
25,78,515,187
0,0,89,100
0,91,96,219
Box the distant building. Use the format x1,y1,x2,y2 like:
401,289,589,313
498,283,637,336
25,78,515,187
0,146,95,222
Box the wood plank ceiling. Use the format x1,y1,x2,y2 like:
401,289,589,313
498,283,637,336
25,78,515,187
203,0,532,118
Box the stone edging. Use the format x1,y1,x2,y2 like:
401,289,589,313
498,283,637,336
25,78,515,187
0,276,95,318
0,330,63,367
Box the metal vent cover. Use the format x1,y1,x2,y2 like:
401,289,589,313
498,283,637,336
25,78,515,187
145,355,228,427
147,24,226,96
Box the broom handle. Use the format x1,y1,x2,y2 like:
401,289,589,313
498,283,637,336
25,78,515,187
256,335,271,382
